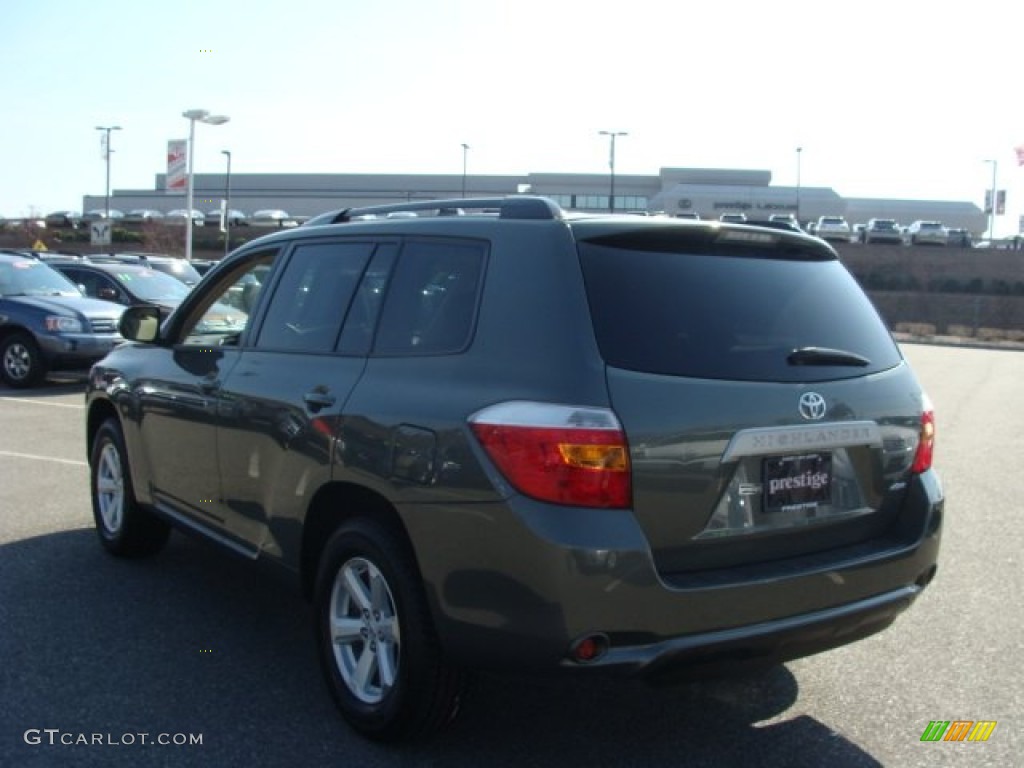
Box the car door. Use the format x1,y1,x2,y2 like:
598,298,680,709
214,240,392,560
133,250,278,549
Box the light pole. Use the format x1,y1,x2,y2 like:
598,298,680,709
984,159,998,241
460,143,470,197
599,131,627,213
795,146,803,225
95,125,122,219
221,149,232,258
182,109,229,261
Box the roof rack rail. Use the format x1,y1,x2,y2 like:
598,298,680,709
303,195,563,227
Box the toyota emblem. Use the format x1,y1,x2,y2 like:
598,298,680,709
798,392,827,421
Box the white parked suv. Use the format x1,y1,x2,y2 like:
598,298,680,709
814,215,852,242
906,221,948,246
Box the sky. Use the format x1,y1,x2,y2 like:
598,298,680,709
2,0,1023,235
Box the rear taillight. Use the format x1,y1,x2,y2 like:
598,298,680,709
469,401,631,508
911,395,935,474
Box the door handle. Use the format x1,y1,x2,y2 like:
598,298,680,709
303,389,336,412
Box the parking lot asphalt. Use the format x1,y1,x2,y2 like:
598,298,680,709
1,346,1020,767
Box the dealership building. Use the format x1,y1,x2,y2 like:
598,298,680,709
85,166,988,233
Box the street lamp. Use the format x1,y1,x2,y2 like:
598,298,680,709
460,143,470,197
95,125,122,219
182,108,229,261
221,150,232,258
598,131,627,213
984,159,998,241
795,146,803,225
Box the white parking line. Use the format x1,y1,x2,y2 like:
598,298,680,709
0,450,87,467
0,397,84,409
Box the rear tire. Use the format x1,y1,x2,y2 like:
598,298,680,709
90,418,170,557
1,332,47,388
314,518,465,742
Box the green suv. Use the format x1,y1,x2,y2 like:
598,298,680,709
85,197,943,741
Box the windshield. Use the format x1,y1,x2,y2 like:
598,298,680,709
114,269,191,302
0,260,81,297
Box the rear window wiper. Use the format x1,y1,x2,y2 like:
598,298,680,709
787,346,870,367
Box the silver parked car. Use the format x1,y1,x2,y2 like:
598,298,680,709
906,220,948,246
862,218,903,244
814,215,852,242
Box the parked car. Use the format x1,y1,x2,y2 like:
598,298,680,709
861,218,903,244
674,212,701,220
0,253,123,387
718,212,747,223
90,252,204,287
165,209,206,225
86,196,942,741
124,209,165,223
44,210,82,228
945,227,972,248
204,208,248,227
769,213,801,230
250,209,292,226
82,209,125,222
50,260,244,330
50,261,189,314
814,215,852,242
746,218,803,233
906,220,948,246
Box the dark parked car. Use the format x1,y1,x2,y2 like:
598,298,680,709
86,196,943,741
0,253,123,387
50,261,191,314
90,252,204,286
51,260,246,331
946,227,972,248
44,210,82,228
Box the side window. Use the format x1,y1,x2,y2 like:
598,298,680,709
373,239,485,356
256,242,374,353
69,270,114,302
181,250,278,346
95,274,123,303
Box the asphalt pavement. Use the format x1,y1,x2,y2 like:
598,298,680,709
0,345,1020,767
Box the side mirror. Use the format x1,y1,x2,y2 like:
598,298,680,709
119,305,161,342
97,287,119,301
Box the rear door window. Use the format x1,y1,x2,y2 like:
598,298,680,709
579,240,902,382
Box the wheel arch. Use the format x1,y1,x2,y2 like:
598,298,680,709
86,399,120,461
301,481,421,602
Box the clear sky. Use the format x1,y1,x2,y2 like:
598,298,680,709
2,0,1022,235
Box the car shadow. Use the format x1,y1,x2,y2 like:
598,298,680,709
0,373,87,397
0,530,882,767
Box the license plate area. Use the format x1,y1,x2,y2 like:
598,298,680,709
763,452,832,513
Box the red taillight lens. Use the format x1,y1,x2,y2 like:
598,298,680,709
911,396,935,474
470,402,631,508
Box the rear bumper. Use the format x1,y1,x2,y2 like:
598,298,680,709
572,584,922,681
407,469,942,673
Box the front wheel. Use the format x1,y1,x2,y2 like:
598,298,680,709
1,332,47,388
314,519,465,742
90,418,170,557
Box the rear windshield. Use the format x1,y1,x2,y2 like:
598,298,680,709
578,242,902,382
